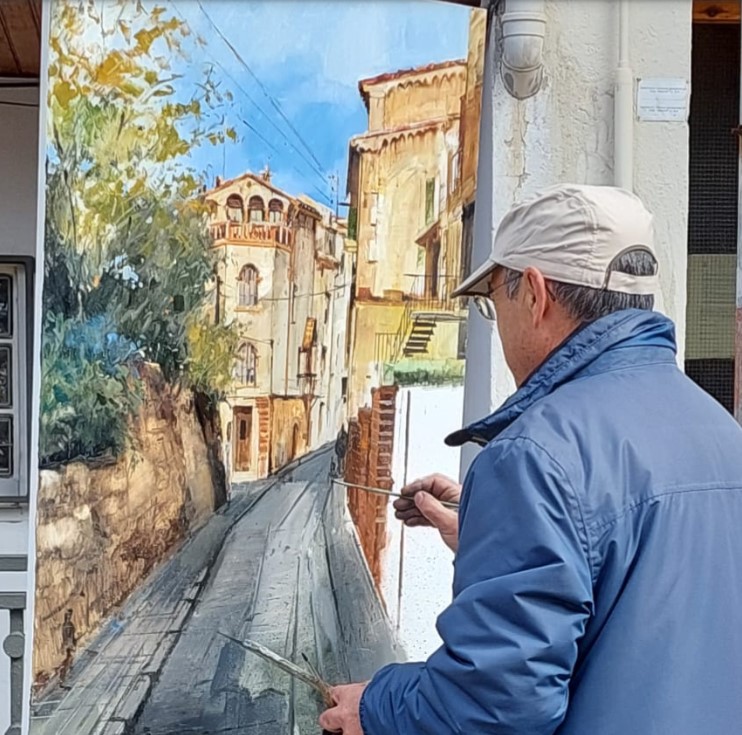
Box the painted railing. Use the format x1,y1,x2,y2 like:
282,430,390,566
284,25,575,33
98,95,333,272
373,275,462,364
209,220,293,247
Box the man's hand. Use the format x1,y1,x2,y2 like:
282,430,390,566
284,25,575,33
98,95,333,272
319,682,367,734
393,473,461,552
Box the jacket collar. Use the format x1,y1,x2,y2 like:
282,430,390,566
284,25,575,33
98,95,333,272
445,309,677,447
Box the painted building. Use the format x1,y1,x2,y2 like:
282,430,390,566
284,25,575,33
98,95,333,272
412,9,488,383
304,198,353,448
364,11,488,617
343,49,491,602
6,0,742,731
346,59,469,418
453,8,486,297
205,172,352,481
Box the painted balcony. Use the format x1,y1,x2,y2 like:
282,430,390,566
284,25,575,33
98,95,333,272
209,220,294,248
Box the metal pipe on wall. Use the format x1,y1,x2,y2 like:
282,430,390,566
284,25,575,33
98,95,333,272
500,0,547,100
614,0,634,190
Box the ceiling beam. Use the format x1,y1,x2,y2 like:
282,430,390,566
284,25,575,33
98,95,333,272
694,1,740,23
0,0,41,78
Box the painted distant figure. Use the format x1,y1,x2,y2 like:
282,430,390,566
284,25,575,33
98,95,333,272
333,423,348,478
59,609,77,688
223,421,233,501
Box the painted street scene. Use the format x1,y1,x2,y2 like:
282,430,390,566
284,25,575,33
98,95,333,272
7,0,742,734
27,1,485,732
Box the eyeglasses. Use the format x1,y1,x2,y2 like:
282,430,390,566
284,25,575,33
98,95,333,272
472,294,497,321
472,276,521,321
471,275,556,321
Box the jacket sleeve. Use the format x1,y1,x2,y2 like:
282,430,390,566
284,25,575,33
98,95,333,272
360,436,594,735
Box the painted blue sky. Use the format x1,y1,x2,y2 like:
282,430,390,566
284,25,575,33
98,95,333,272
171,0,473,209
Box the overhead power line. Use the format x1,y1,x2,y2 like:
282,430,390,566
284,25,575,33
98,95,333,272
170,0,332,196
239,118,333,206
194,0,329,177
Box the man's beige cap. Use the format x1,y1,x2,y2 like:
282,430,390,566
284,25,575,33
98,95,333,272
452,184,659,298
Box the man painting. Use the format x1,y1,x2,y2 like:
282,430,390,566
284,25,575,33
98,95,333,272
321,185,742,734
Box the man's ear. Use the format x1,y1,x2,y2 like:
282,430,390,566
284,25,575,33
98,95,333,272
522,267,550,326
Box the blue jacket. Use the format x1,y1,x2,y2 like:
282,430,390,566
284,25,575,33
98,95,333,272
361,309,742,734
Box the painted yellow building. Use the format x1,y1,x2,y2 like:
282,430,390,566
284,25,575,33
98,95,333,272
205,171,352,480
346,59,468,416
426,9,487,350
454,9,487,286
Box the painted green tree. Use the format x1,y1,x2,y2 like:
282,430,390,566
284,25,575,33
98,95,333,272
41,0,238,465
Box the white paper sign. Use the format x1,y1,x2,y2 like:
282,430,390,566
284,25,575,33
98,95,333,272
637,78,689,122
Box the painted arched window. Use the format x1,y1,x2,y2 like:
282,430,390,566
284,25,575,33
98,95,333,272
268,198,284,223
248,195,265,222
238,264,259,307
235,342,258,386
226,194,244,223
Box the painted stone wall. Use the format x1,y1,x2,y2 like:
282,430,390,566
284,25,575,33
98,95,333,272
32,364,222,686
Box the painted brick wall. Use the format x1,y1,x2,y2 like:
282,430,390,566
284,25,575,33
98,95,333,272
345,386,398,589
256,397,271,477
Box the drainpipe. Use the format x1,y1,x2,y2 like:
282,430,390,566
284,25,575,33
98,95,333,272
614,0,633,190
500,0,547,100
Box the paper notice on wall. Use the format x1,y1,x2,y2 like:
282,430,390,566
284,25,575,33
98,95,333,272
637,78,689,122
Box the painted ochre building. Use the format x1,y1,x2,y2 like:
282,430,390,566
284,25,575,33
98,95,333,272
205,171,352,481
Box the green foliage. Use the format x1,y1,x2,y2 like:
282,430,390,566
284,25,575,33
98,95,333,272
185,317,241,399
39,314,141,466
42,0,239,463
389,358,465,387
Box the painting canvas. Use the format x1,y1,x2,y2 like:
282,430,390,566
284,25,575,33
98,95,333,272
29,1,485,732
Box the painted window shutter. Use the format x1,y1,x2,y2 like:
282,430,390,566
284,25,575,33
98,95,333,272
425,178,435,225
347,207,358,240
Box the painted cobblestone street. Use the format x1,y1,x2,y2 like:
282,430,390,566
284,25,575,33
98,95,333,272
30,449,401,735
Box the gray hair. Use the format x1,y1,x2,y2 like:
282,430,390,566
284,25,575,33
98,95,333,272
504,249,657,322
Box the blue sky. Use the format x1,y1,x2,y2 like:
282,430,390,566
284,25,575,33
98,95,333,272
171,0,472,209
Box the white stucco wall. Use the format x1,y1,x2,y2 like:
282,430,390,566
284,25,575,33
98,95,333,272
0,70,45,735
0,85,39,259
382,385,462,660
0,79,41,735
462,0,692,474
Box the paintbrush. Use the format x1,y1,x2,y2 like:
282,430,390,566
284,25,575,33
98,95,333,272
333,478,460,509
217,632,335,706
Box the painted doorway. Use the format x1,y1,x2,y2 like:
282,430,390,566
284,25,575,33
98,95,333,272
234,407,253,471
426,238,441,298
290,422,301,461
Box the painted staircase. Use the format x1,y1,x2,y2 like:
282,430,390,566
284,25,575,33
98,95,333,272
374,276,465,364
